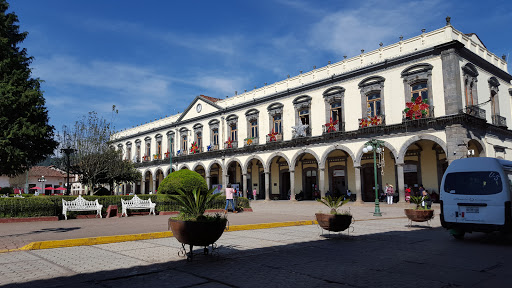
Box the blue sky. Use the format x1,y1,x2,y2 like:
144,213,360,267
8,0,512,133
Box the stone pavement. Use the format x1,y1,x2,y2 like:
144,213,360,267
1,201,512,287
2,212,512,287
0,201,422,251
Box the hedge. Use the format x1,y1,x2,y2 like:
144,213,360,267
0,194,251,218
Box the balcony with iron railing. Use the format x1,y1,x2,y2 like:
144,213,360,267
461,105,486,120
358,115,385,129
492,114,507,127
224,141,239,149
207,144,219,151
244,137,259,146
322,122,345,134
142,155,150,162
152,154,162,160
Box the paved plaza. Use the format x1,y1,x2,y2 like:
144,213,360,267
1,201,512,287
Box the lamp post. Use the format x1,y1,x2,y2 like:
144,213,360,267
60,146,76,195
363,139,385,217
38,176,46,195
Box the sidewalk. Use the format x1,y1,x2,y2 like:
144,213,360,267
0,201,436,251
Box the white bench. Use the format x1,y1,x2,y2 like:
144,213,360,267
121,195,156,217
62,195,103,220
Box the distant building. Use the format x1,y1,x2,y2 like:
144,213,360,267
111,19,512,202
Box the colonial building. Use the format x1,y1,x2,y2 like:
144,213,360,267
111,19,512,203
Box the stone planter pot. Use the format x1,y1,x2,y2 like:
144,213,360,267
168,218,227,247
315,213,352,232
404,209,434,222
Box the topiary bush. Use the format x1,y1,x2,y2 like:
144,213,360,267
157,169,208,195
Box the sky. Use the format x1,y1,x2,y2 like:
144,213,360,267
8,0,512,133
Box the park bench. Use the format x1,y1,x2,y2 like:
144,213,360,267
121,195,156,217
62,195,103,220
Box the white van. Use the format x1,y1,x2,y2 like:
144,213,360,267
440,157,512,239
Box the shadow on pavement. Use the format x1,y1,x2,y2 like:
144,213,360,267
4,225,512,288
0,227,82,238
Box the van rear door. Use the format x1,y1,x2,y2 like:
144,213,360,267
442,171,506,225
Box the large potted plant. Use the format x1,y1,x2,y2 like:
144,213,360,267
315,196,352,232
168,188,227,260
404,195,434,222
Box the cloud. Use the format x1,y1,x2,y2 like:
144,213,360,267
308,0,446,57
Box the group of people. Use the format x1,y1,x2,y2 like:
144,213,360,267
404,185,438,208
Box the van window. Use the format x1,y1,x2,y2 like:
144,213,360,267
444,172,503,195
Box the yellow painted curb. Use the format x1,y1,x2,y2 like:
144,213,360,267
19,231,173,251
226,220,318,232
9,217,407,253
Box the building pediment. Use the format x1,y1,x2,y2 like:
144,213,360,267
177,95,223,123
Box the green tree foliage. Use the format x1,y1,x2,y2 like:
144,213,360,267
0,0,57,176
158,169,207,195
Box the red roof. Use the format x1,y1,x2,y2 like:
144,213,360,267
199,95,221,103
28,166,66,178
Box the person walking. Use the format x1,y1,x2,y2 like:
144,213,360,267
224,184,237,214
386,183,394,205
252,188,257,200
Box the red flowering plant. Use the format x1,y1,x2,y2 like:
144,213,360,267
267,129,278,142
404,96,429,120
359,116,381,128
325,117,338,133
225,137,233,148
190,141,199,154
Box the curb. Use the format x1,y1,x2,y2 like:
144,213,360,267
3,217,410,253
9,220,318,253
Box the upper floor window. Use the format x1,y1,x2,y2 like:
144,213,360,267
213,129,219,145
462,63,479,108
230,124,237,141
182,135,188,151
251,120,258,138
401,64,433,120
330,102,341,122
208,119,220,149
273,115,282,134
366,92,381,117
145,142,151,156
196,132,202,149
299,109,310,125
323,86,345,132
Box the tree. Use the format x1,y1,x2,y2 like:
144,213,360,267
62,108,139,194
0,1,57,176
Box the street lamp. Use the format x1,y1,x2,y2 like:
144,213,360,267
362,139,385,217
60,146,76,196
38,176,46,195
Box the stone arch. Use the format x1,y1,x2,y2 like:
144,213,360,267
397,134,447,164
355,141,398,166
467,138,486,157
207,160,224,173
225,157,246,174
401,63,433,76
179,164,190,170
244,155,267,172
142,168,153,178
290,149,321,168
266,152,291,171
192,162,207,172
320,144,356,169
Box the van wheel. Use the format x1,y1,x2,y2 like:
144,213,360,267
450,230,465,240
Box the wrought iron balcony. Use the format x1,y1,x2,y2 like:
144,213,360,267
492,114,507,127
462,105,486,120
322,122,345,134
266,133,283,143
224,141,238,149
142,155,150,162
207,144,219,151
358,115,385,129
244,137,259,146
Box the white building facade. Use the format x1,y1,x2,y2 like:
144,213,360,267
111,20,512,203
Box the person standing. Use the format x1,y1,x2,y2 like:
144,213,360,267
253,188,257,200
405,186,411,203
224,184,237,214
386,183,394,205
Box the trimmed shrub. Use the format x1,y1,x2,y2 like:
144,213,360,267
157,170,207,195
